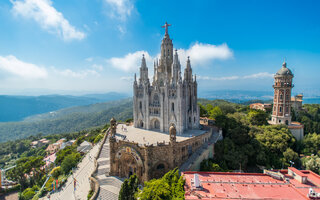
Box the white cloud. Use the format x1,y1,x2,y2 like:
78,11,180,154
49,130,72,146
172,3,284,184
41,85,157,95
53,68,99,79
177,43,233,66
107,51,152,72
104,0,134,21
198,72,274,81
11,0,86,41
243,72,274,79
108,42,233,72
0,55,47,79
198,75,239,81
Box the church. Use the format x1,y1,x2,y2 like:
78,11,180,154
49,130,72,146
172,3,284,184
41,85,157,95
133,22,199,134
108,23,214,182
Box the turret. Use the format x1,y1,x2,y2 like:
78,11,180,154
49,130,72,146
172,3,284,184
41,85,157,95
184,56,193,82
139,54,149,84
171,49,181,84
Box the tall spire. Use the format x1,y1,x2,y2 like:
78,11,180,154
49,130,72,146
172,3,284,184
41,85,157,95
140,54,148,83
159,22,173,78
141,54,147,69
184,56,192,81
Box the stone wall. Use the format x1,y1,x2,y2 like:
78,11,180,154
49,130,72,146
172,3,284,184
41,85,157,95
109,130,211,183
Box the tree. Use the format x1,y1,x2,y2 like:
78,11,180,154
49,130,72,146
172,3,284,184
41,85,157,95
200,159,224,172
302,133,320,155
247,109,268,126
137,168,185,200
304,155,320,174
283,148,299,167
119,179,131,200
119,174,139,200
61,153,80,174
209,106,223,120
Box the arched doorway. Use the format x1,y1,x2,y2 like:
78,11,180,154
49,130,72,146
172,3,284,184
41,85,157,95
138,120,144,128
150,118,160,130
115,145,144,180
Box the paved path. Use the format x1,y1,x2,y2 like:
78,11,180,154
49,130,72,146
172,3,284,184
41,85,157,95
41,143,100,200
96,137,123,200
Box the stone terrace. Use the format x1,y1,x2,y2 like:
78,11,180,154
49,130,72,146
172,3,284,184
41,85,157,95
115,124,207,145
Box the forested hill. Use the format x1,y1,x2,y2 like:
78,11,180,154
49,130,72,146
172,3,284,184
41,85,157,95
0,98,133,142
0,92,128,122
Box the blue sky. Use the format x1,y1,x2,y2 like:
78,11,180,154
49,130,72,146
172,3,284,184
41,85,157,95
0,0,319,96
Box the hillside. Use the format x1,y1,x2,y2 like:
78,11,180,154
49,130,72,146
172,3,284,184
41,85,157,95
0,98,133,142
0,92,128,122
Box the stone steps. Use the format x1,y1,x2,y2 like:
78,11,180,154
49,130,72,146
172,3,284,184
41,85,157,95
97,187,118,200
95,136,123,200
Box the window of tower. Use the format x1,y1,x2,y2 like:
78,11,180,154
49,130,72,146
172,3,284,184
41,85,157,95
153,94,160,106
280,94,283,100
279,106,282,112
194,117,196,123
171,102,174,112
189,117,191,123
285,106,289,113
139,101,142,110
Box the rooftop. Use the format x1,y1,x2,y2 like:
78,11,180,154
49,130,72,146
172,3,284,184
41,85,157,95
115,124,207,145
183,168,320,200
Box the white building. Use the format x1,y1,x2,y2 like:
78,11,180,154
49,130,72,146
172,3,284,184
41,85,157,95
133,22,199,135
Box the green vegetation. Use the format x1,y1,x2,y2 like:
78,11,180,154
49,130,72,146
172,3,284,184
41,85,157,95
0,98,132,143
87,189,94,200
199,100,320,174
293,104,320,135
118,169,184,200
119,174,139,200
136,168,185,200
2,125,107,200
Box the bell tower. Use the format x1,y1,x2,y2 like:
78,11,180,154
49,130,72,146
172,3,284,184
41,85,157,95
271,61,294,125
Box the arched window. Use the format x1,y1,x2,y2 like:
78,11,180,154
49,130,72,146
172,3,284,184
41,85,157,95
153,94,160,106
139,101,142,110
171,102,174,112
279,106,282,112
280,94,283,100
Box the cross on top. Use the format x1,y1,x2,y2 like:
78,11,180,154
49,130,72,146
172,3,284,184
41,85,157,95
162,22,171,35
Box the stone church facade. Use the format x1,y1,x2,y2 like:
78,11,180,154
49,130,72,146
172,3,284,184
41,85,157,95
108,23,212,183
133,22,200,134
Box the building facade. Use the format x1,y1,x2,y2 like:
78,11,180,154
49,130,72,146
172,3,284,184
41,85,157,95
133,22,199,134
271,61,294,125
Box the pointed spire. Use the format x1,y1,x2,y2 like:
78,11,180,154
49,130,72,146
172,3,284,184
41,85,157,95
141,54,147,69
186,56,191,69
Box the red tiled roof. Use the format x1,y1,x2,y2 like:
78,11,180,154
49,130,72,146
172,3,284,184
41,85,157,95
183,168,320,200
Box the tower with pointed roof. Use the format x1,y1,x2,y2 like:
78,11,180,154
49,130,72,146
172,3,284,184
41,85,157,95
133,23,199,134
271,61,294,125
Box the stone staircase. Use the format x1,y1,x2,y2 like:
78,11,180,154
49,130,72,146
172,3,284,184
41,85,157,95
179,129,222,172
95,136,123,200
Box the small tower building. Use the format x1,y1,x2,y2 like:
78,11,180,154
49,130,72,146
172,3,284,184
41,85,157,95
271,61,294,125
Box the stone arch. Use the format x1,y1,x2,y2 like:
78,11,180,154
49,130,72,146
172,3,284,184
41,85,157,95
152,161,169,179
150,118,160,130
115,145,144,179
